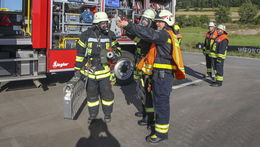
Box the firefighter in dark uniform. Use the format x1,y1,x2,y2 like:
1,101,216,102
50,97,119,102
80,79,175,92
209,24,229,87
128,9,156,127
117,10,185,144
74,12,121,123
204,22,217,79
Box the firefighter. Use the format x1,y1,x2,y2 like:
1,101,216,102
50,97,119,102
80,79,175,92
117,10,185,143
209,24,229,87
173,24,182,44
74,12,121,123
203,22,217,79
127,9,156,127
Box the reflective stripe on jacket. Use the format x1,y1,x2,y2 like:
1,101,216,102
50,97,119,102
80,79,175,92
204,31,218,54
209,34,229,59
137,30,186,80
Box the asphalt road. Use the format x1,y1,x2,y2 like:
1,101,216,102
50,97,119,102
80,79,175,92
0,52,260,147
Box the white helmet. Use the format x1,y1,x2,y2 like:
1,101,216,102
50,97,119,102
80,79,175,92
154,10,175,26
208,22,216,27
93,12,109,24
142,9,156,20
217,24,226,32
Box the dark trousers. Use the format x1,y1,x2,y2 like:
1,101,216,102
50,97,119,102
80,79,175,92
212,58,224,83
205,54,212,74
86,77,114,117
142,76,154,122
152,71,173,138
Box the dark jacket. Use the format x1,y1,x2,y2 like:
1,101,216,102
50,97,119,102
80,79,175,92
124,23,173,68
75,26,120,71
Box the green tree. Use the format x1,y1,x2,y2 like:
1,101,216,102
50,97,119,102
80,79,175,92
199,15,210,26
176,15,189,27
254,15,260,25
215,6,231,23
188,15,201,27
238,1,258,24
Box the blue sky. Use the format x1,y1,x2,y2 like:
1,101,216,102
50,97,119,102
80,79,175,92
0,0,22,11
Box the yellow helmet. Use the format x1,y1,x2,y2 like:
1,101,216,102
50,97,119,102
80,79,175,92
154,10,175,26
93,12,109,24
142,9,156,20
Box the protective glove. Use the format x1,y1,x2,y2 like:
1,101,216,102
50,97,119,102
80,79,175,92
110,73,117,85
135,79,145,100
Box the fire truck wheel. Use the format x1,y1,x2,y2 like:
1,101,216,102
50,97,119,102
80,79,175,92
114,51,135,85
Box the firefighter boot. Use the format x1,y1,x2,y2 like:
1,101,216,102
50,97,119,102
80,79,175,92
104,114,111,123
146,134,167,144
138,116,148,126
135,111,144,117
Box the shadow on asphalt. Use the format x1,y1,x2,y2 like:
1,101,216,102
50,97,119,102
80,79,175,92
120,81,143,113
184,66,213,84
76,119,121,147
0,71,73,92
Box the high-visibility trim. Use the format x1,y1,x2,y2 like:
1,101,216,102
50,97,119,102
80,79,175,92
155,124,170,128
145,107,154,113
87,100,100,107
217,51,227,59
153,63,177,70
155,124,170,133
87,38,110,42
106,42,110,49
74,67,81,70
176,34,183,38
209,52,217,58
87,48,92,55
88,42,93,48
102,99,114,106
76,56,84,62
86,65,110,75
136,47,141,54
111,41,117,46
216,76,223,81
141,63,153,75
151,134,158,139
81,65,111,79
155,128,169,133
133,37,141,43
140,78,145,87
88,38,98,42
78,40,86,48
88,72,111,79
143,63,153,69
141,68,153,75
167,38,172,43
117,46,122,51
100,38,110,42
207,68,212,72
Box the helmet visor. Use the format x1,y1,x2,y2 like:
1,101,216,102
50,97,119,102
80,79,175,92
98,21,109,30
139,17,152,27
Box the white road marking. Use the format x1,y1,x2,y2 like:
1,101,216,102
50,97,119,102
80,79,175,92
172,78,205,90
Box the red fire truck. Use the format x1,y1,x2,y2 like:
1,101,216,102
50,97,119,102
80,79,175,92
0,0,176,87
